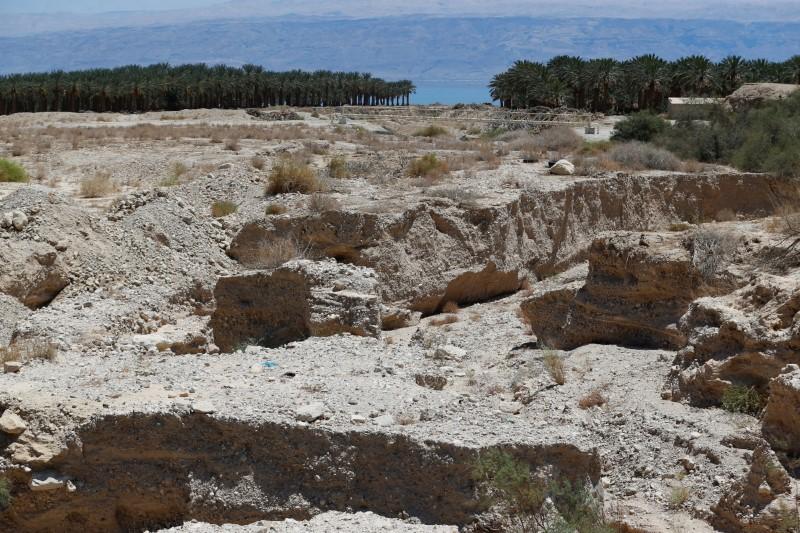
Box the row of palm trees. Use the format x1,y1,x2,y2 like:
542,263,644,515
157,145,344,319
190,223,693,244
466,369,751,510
490,55,800,112
0,63,416,115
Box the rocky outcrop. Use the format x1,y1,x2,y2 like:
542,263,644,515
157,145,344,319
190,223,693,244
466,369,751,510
230,173,798,314
762,365,800,456
668,273,800,406
726,83,800,111
210,259,381,351
521,232,716,350
711,445,796,533
0,242,70,308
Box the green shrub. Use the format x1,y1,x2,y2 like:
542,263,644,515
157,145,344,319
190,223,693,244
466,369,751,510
0,476,10,510
722,385,764,415
612,112,668,142
211,200,237,218
609,141,681,171
0,159,29,183
473,449,612,533
407,153,449,180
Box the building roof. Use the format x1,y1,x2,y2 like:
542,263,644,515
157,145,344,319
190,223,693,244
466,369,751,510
668,97,723,105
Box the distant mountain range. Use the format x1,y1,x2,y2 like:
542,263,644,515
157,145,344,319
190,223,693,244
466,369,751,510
2,15,799,85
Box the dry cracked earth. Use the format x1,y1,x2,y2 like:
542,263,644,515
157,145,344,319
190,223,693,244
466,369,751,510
1,107,800,533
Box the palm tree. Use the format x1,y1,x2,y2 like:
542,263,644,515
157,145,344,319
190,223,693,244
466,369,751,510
629,54,667,111
676,55,717,96
717,55,747,95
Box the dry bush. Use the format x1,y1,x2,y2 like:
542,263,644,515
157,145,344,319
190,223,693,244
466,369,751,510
543,350,566,385
413,124,449,138
10,142,30,157
169,161,188,178
429,314,459,326
529,126,583,153
0,339,58,363
681,159,707,173
303,141,329,155
691,229,738,279
211,200,238,218
442,301,459,313
578,389,608,409
669,485,691,509
668,222,692,232
715,208,737,222
267,156,321,195
251,155,266,170
224,138,241,151
265,203,287,216
238,237,303,269
408,153,449,181
609,141,681,171
396,413,416,426
307,193,341,212
328,156,349,179
80,170,118,198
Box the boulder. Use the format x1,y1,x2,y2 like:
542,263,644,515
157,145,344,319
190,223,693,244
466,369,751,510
0,240,70,308
295,402,326,422
522,232,715,350
0,410,27,435
549,159,575,176
210,259,381,352
762,365,800,455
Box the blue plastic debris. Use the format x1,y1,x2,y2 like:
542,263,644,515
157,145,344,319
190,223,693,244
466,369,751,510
260,361,278,369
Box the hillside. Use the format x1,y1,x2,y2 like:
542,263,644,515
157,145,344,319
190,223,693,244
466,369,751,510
1,16,799,83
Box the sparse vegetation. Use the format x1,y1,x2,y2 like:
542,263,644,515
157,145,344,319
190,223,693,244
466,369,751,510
669,484,691,509
224,138,241,151
0,339,58,364
328,156,349,179
473,449,612,533
79,170,117,198
0,158,28,183
543,350,566,385
691,229,738,279
265,203,287,216
251,155,266,170
0,476,10,511
413,124,448,137
307,193,341,212
579,389,608,409
612,112,668,143
267,156,321,195
408,153,449,180
238,237,303,269
721,385,764,415
608,141,681,171
211,200,238,218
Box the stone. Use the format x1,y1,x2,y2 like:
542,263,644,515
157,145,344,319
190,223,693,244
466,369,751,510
414,373,448,391
11,210,28,231
373,414,394,427
4,361,22,373
192,401,216,414
350,414,367,424
433,345,467,361
295,402,326,422
211,259,381,352
549,159,575,176
0,411,27,435
762,367,800,455
29,473,66,492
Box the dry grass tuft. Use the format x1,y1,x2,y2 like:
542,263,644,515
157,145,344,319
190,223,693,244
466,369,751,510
328,156,349,179
265,203,287,216
80,170,118,198
543,350,566,385
578,389,608,409
211,200,238,218
267,156,321,195
0,339,58,363
238,237,303,269
408,153,449,181
251,155,266,170
308,193,341,212
224,138,241,151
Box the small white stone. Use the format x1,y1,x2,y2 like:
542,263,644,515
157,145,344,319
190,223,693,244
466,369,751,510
0,410,27,435
296,402,326,422
4,361,22,374
373,414,394,427
192,401,216,414
30,474,66,492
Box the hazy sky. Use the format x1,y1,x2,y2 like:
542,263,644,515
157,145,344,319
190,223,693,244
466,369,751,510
0,0,222,12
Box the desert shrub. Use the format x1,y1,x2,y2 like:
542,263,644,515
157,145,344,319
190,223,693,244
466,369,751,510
691,229,738,279
578,389,608,409
612,112,668,142
473,450,611,533
169,161,188,178
609,141,681,171
223,138,240,151
238,237,302,269
328,156,349,179
408,153,449,180
267,156,321,195
668,222,692,232
251,155,266,170
413,124,448,137
530,126,583,153
211,200,238,218
669,484,691,509
265,203,287,216
0,159,28,183
0,477,10,511
722,385,764,415
80,170,117,198
543,350,566,385
0,339,58,363
308,193,341,212
303,141,329,155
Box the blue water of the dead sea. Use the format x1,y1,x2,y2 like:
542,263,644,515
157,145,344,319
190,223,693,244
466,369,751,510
411,84,494,105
